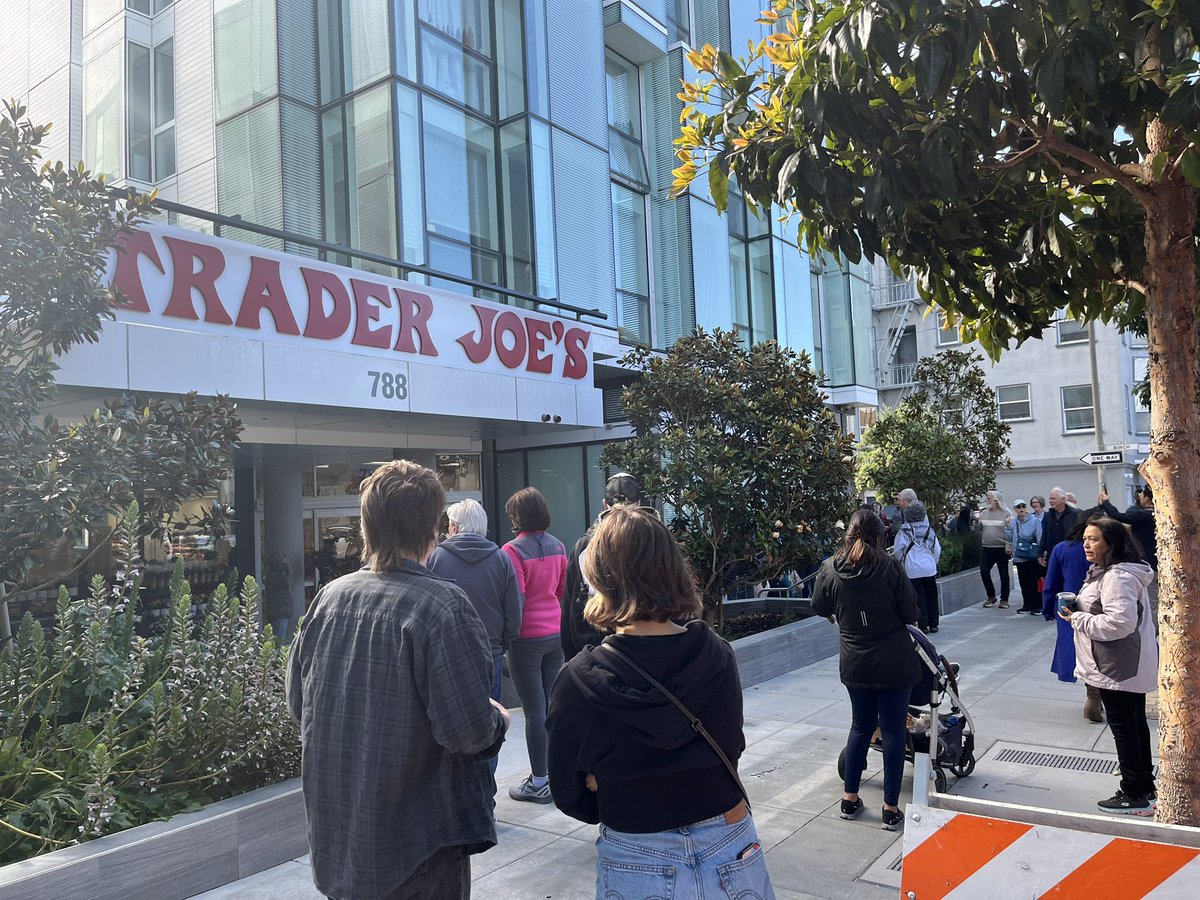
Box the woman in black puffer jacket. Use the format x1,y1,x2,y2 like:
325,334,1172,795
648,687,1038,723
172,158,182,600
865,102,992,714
813,508,920,831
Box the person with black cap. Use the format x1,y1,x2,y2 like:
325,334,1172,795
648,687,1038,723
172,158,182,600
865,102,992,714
560,473,645,660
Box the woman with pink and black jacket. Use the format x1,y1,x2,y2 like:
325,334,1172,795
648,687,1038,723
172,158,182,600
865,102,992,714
501,487,569,804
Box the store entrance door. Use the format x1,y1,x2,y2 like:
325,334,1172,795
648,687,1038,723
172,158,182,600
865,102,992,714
307,508,363,601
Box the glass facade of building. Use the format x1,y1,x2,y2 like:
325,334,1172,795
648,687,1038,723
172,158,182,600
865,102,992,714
32,0,881,553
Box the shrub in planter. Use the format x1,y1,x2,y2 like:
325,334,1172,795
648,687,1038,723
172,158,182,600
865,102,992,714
0,507,298,864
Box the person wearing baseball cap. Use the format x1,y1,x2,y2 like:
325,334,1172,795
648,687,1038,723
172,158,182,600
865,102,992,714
560,473,645,659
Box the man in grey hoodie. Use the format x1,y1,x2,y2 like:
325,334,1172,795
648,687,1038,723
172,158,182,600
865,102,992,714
428,499,523,706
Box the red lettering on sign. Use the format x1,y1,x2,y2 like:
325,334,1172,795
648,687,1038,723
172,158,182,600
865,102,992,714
110,229,164,313
235,257,300,335
525,318,554,374
494,311,527,369
457,305,498,363
350,279,393,349
563,327,591,380
162,236,233,325
393,287,439,357
300,267,352,340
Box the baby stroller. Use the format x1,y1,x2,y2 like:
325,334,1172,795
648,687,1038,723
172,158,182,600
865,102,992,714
837,626,977,794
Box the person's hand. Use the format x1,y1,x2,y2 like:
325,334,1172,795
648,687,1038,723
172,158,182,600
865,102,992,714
585,773,598,792
490,698,512,727
1098,490,1110,504
1058,608,1073,622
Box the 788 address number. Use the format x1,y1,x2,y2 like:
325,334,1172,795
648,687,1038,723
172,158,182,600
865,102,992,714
368,371,409,401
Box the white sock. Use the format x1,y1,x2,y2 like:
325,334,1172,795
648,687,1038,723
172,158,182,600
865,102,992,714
531,774,548,788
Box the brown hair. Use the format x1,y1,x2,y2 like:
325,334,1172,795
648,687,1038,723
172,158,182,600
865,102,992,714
835,507,886,569
358,460,445,572
582,505,701,630
505,487,551,532
1086,516,1145,568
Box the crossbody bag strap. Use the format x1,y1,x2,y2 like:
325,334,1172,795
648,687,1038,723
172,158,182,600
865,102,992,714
598,641,750,808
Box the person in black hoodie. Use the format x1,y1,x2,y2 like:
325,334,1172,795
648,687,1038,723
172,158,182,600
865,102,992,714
547,505,774,899
560,472,645,661
812,508,920,831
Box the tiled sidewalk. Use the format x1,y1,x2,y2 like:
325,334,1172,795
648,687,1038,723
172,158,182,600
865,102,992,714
196,604,1139,899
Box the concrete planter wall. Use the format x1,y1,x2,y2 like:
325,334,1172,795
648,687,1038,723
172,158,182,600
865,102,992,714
731,567,987,687
0,779,306,900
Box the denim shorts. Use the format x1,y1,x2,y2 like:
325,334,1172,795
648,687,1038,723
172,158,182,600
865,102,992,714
594,811,775,899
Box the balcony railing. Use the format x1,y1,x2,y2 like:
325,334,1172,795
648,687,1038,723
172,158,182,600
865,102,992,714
871,280,920,309
879,362,918,387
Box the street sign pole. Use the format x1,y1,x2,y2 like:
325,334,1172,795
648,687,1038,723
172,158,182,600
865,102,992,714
1087,322,1107,493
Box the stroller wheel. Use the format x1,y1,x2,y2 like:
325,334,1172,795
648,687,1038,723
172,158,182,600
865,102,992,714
933,768,948,794
952,753,976,777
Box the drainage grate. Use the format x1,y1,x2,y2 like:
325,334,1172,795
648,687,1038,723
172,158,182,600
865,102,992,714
887,854,904,872
995,748,1119,774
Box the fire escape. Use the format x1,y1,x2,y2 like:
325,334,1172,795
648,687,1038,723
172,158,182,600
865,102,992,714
871,265,921,398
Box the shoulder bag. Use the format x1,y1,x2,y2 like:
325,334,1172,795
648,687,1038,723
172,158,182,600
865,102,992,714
598,641,750,808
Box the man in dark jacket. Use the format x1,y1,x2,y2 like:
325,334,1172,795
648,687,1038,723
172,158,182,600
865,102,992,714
1039,487,1079,565
428,499,523,703
561,473,645,660
1098,486,1157,570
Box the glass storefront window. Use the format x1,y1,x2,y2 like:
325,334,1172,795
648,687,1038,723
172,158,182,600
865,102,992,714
423,97,498,251
526,446,588,551
437,454,482,492
314,462,371,497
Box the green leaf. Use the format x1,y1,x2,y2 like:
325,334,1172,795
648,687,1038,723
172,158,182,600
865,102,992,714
1036,50,1065,114
1181,147,1200,187
708,162,729,212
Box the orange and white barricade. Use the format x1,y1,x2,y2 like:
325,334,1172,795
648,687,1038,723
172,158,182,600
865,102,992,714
901,799,1200,899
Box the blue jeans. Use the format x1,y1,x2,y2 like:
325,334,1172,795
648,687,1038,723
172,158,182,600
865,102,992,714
268,616,291,643
595,812,774,899
843,685,911,807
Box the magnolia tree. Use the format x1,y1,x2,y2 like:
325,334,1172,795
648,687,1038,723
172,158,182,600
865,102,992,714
674,0,1200,823
857,350,1012,524
601,329,854,623
0,102,241,594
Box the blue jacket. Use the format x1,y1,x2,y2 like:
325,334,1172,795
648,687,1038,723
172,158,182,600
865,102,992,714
1006,515,1042,561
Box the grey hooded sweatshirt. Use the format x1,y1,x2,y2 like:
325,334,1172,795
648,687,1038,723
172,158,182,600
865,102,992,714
1070,561,1158,694
427,533,523,654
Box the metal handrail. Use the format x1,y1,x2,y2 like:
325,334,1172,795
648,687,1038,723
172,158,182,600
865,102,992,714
112,190,610,324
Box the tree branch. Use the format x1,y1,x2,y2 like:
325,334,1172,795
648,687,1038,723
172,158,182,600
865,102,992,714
1113,278,1149,295
1044,134,1152,202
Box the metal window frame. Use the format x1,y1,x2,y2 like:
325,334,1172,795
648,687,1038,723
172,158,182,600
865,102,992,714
1060,383,1096,433
995,383,1032,422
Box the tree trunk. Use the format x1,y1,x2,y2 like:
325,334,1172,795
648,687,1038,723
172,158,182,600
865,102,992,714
1141,175,1200,826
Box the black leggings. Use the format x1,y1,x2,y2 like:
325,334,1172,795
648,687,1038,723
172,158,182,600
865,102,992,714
1098,689,1155,798
979,547,1010,601
1015,560,1041,611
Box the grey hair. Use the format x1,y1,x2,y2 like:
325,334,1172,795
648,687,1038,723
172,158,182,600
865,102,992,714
1049,486,1066,498
897,488,918,503
988,489,1012,515
904,500,928,523
446,498,488,535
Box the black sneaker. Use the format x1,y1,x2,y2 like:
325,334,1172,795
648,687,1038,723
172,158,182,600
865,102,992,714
839,797,864,820
1097,791,1155,816
881,807,903,831
928,627,939,634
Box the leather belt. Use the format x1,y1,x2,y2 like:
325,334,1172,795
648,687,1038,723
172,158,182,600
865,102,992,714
724,799,749,825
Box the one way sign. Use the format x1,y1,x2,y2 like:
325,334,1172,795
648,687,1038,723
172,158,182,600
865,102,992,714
1081,451,1123,465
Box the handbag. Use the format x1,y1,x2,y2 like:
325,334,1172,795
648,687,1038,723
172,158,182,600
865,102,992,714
598,641,751,808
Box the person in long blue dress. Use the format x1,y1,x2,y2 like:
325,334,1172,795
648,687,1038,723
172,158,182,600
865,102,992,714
1042,515,1101,720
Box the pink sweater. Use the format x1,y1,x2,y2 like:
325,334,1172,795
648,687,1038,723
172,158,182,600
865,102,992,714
502,531,568,639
